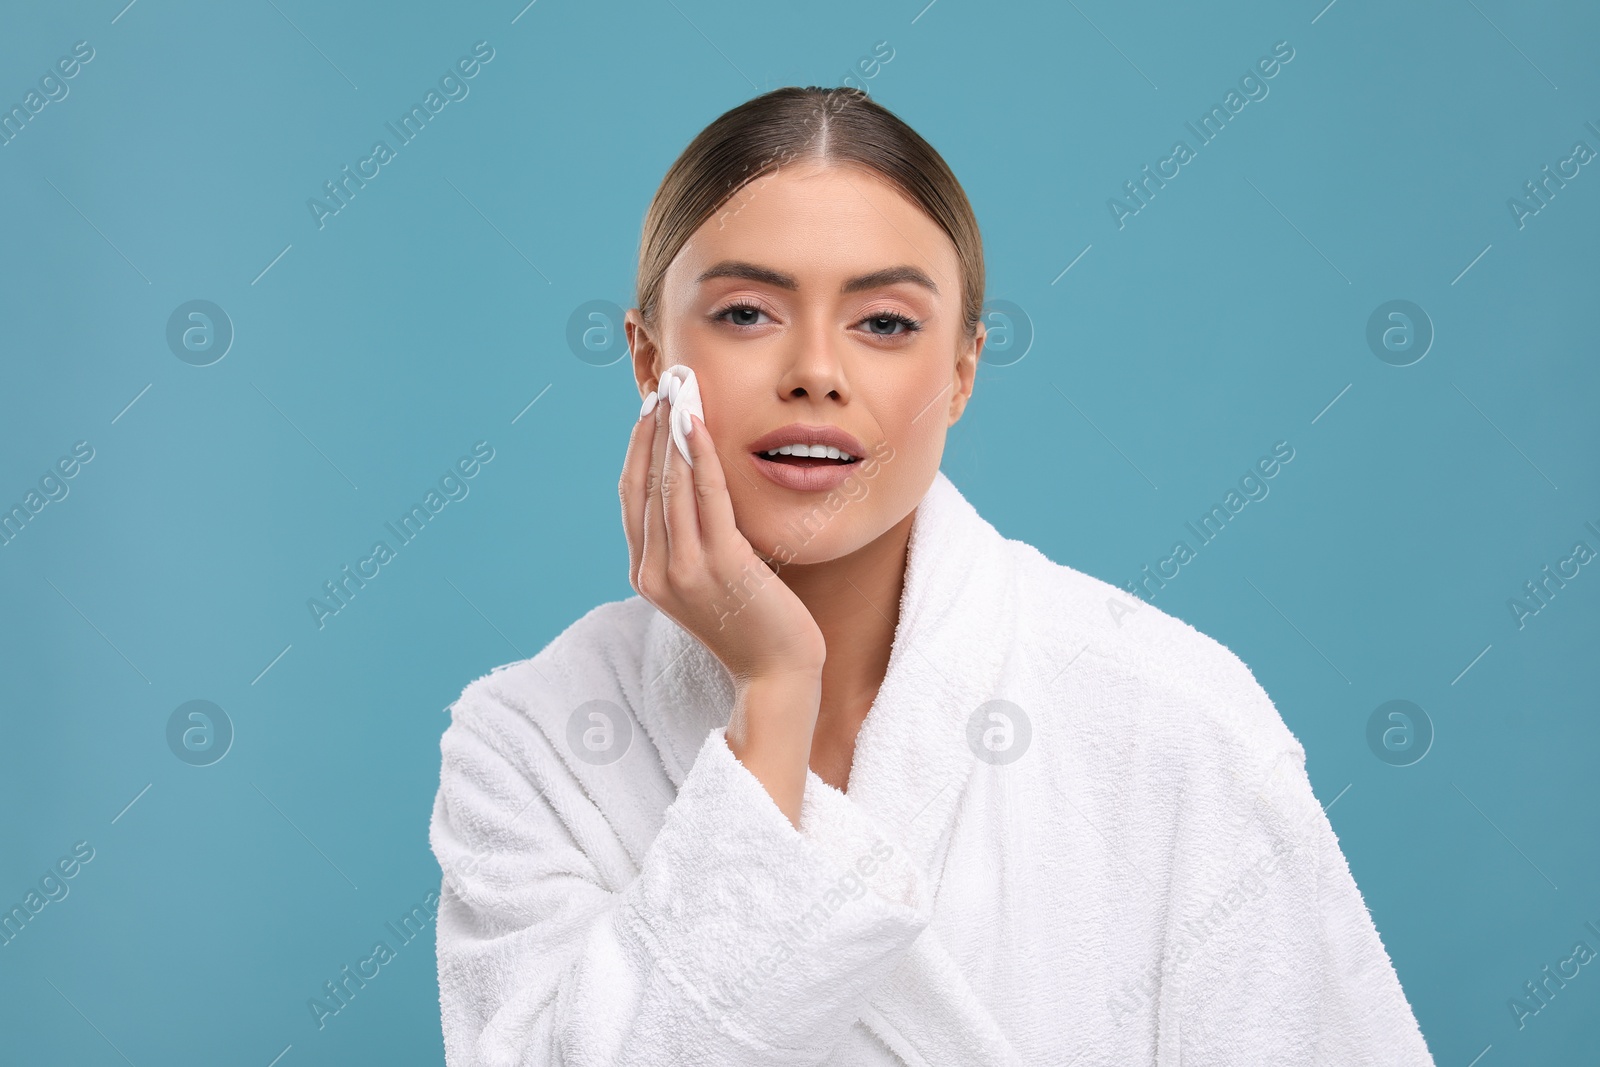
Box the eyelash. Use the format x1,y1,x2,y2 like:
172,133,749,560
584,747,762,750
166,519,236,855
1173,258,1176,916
711,300,924,337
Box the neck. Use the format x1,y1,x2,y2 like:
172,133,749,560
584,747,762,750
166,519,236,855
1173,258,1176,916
772,508,915,723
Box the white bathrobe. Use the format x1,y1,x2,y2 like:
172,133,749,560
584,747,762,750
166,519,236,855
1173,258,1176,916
429,469,1436,1066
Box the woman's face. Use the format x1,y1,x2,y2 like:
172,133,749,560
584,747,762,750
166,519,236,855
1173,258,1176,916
629,162,983,566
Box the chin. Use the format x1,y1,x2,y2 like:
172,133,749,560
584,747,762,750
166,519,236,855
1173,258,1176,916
742,512,858,568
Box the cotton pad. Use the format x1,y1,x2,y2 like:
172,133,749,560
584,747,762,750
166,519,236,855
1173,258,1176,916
655,364,704,468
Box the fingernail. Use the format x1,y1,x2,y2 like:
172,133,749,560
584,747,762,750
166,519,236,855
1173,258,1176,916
638,390,658,420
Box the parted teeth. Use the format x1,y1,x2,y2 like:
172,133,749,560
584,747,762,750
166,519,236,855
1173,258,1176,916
762,443,854,461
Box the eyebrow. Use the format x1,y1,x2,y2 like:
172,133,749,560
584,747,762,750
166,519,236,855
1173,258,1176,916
695,259,939,296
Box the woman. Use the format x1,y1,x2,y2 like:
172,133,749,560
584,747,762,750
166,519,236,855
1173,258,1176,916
429,87,1436,1065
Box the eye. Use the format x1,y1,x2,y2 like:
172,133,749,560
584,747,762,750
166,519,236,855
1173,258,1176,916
859,310,923,337
710,301,924,338
712,301,774,329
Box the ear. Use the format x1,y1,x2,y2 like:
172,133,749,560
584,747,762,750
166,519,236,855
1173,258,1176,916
947,322,984,425
625,310,661,399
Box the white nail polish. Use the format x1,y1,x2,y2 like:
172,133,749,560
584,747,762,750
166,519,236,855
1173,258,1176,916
638,390,659,420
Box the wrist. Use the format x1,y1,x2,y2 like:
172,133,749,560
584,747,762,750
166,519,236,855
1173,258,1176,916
729,669,822,741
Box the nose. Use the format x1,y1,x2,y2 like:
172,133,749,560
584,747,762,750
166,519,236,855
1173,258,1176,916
775,319,849,403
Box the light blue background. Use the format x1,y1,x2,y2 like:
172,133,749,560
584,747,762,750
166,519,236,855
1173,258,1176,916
2,0,1596,1063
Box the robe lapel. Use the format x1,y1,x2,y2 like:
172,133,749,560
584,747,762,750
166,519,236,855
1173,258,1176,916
843,469,1024,1066
841,466,1017,894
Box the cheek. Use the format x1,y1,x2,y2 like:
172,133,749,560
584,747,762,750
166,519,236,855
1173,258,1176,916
871,396,943,473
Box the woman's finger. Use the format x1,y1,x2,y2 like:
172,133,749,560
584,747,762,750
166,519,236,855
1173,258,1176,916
659,395,703,568
641,395,671,592
684,413,739,557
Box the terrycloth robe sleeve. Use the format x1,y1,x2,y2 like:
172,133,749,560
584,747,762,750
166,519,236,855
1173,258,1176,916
430,697,934,1067
1174,748,1436,1065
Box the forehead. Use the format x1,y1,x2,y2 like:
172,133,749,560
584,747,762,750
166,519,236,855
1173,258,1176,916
667,162,958,288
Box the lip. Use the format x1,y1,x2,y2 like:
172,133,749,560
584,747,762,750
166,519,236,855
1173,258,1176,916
747,422,868,493
747,423,867,458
